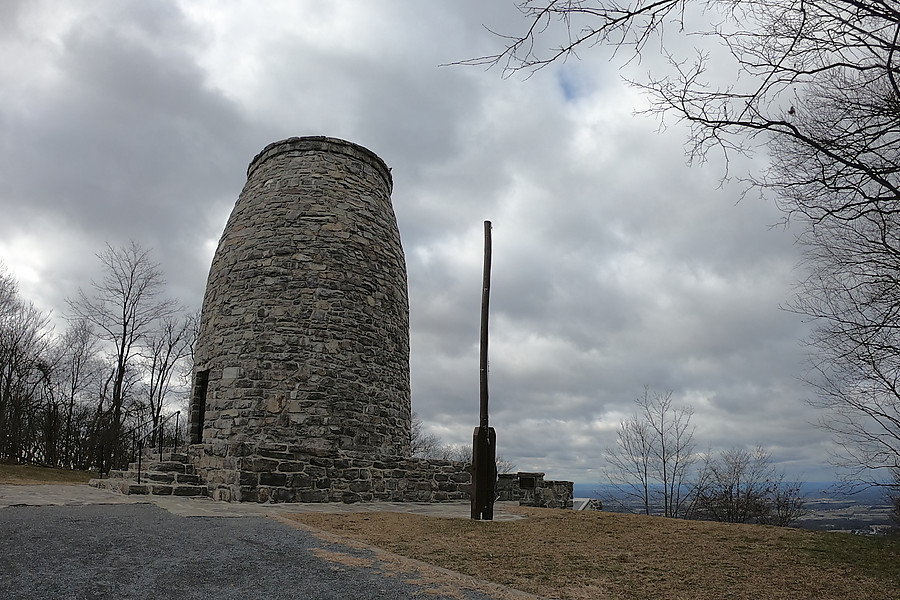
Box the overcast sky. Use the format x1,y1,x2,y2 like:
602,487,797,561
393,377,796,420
0,1,834,483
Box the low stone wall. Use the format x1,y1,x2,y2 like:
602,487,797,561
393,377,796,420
497,471,574,509
189,442,471,503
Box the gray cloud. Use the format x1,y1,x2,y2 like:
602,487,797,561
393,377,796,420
0,0,833,483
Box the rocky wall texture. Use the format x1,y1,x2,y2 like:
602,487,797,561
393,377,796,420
189,443,471,503
190,137,410,458
497,472,574,509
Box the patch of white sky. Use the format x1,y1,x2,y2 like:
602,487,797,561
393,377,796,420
411,222,484,271
0,3,82,109
175,0,329,99
176,0,452,119
0,223,97,320
201,197,236,263
0,235,45,286
491,329,580,377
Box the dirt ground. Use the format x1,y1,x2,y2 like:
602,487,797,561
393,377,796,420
287,507,900,600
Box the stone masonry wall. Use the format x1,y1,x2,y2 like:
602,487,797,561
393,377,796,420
189,443,471,503
497,472,574,509
190,137,411,459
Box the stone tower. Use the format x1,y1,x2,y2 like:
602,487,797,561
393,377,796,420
189,136,411,466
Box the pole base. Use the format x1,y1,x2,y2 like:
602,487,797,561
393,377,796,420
470,426,496,520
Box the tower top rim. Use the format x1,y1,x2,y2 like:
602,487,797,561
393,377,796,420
247,136,393,191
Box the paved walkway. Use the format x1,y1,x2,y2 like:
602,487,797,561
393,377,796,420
0,485,536,600
0,483,525,519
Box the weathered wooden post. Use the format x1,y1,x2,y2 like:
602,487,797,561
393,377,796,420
471,220,497,520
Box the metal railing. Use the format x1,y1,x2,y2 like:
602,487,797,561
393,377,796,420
134,411,180,484
97,411,181,480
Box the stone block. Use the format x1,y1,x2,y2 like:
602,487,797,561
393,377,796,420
270,487,294,503
212,487,233,502
258,442,289,453
239,470,259,486
278,460,304,472
239,486,258,502
221,366,242,380
349,480,371,493
299,489,328,502
245,457,279,472
259,472,287,486
257,447,292,459
152,461,187,473
172,485,205,496
287,474,313,489
306,466,326,478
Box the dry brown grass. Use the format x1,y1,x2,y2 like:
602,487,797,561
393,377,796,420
0,463,93,485
286,507,900,600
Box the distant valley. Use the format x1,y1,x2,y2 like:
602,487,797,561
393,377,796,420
574,482,895,532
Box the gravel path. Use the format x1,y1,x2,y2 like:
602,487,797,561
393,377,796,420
0,503,502,600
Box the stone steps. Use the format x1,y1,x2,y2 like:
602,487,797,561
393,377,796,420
134,451,189,463
127,460,195,474
89,452,207,498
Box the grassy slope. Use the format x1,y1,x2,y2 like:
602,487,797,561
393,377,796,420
0,463,93,485
288,507,900,600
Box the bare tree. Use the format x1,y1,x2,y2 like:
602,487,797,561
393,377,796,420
0,263,16,317
410,411,444,458
56,319,102,467
495,454,517,475
769,477,806,527
891,471,900,529
606,388,696,517
694,446,775,523
468,1,900,493
467,0,899,201
139,313,195,447
410,425,518,473
436,443,471,462
606,411,654,514
0,291,54,462
693,446,805,526
67,242,176,465
437,443,517,472
790,217,900,489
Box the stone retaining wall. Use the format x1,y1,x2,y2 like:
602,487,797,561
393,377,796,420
497,471,574,509
189,442,471,503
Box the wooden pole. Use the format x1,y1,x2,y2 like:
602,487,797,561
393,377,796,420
480,220,492,430
472,220,496,520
